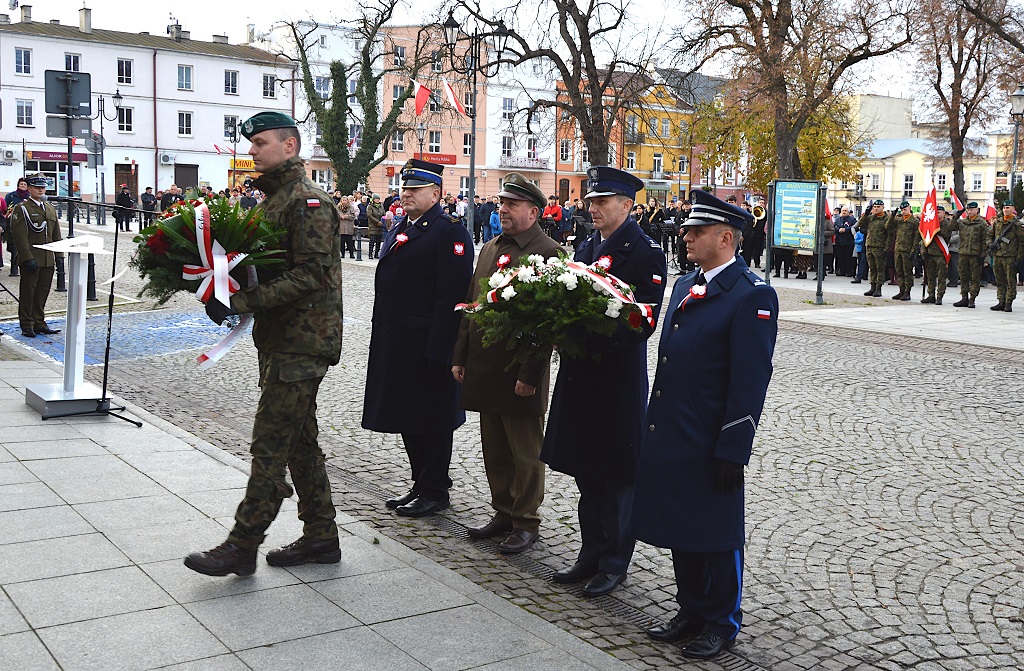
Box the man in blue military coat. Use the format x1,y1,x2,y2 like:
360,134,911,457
362,159,474,517
541,166,667,596
633,190,778,660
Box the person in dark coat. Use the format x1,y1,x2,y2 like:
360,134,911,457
633,189,778,660
115,184,135,232
541,166,667,597
362,159,475,518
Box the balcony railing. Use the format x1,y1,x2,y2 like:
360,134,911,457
624,129,644,144
499,156,550,170
651,170,664,180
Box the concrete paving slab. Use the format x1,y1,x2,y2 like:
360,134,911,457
0,533,130,584
0,593,29,636
0,630,60,670
372,604,550,671
0,482,63,513
283,535,395,583
118,450,248,494
6,566,174,628
469,648,604,671
176,488,249,518
0,461,38,485
23,455,165,504
0,446,11,463
71,422,185,447
313,566,474,625
155,654,252,671
237,627,428,671
101,434,194,454
103,517,230,565
3,438,109,461
0,408,49,428
0,423,86,444
0,386,25,401
183,583,360,651
140,557,301,604
0,505,92,545
73,494,206,533
37,605,228,671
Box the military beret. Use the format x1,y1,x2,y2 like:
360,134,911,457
899,200,911,208
240,111,298,140
967,201,979,208
25,174,47,188
1001,199,1015,207
400,158,443,188
871,199,885,206
496,172,546,209
937,205,946,211
585,165,645,200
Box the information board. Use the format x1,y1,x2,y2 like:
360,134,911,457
771,180,820,250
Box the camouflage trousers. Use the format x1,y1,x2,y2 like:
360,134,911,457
993,257,1019,303
894,252,915,294
924,255,948,300
228,370,338,550
866,248,887,287
959,255,983,299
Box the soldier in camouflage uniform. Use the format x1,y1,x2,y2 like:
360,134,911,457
950,202,988,308
920,205,952,305
8,174,63,337
856,199,892,297
185,112,344,576
988,201,1024,312
887,200,919,300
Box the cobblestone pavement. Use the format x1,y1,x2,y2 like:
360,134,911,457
6,223,1024,670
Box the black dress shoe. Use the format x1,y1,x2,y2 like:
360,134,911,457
498,529,538,554
582,571,626,596
646,613,704,642
21,329,37,338
551,561,599,584
395,496,449,518
266,536,341,567
679,629,735,660
35,326,60,335
385,489,419,509
467,516,513,539
184,541,257,576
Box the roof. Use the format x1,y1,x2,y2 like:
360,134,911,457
0,22,289,66
863,138,934,159
656,68,727,106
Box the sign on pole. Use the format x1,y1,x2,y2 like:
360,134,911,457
769,179,822,251
45,115,92,139
44,70,92,116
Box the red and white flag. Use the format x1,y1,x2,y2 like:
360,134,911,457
442,77,468,116
411,79,432,116
986,204,997,221
212,144,236,155
824,196,832,219
919,186,939,246
950,190,964,210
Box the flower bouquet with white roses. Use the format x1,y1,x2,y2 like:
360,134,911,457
456,252,655,366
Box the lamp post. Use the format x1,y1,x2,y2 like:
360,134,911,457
442,9,509,236
416,122,426,157
229,121,241,190
1009,85,1024,206
92,89,122,223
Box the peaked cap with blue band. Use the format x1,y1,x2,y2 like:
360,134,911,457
685,189,753,229
400,158,443,188
584,165,645,200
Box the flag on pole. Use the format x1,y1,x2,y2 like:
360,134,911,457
442,77,468,116
986,204,997,221
919,186,950,263
824,196,832,219
949,190,964,210
411,79,431,116
212,144,235,155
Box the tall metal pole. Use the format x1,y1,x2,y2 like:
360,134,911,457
465,31,479,236
1011,118,1020,204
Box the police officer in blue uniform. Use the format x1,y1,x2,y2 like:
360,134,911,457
541,166,668,596
362,159,475,517
633,190,778,660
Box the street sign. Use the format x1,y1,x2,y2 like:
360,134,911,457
44,70,92,116
87,153,103,168
85,131,105,153
45,115,92,139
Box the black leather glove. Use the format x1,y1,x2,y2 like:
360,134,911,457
205,297,237,326
714,458,745,493
23,258,38,274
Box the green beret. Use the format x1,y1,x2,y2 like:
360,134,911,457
899,200,910,208
967,201,979,209
240,111,298,140
1002,200,1015,207
497,172,546,209
872,199,885,206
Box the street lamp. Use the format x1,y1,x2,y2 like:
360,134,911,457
229,121,241,190
1009,85,1024,204
92,89,123,221
416,122,427,157
443,9,509,235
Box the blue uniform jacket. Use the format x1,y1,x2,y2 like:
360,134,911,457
362,202,475,433
632,259,778,551
540,217,667,484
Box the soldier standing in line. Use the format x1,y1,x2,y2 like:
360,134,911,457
856,199,892,297
988,200,1024,312
887,200,919,301
951,202,988,308
921,205,952,305
9,174,63,338
186,112,344,576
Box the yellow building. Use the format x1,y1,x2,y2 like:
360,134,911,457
621,84,694,205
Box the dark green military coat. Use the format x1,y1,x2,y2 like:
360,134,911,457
857,211,892,250
989,216,1024,260
951,215,988,256
888,213,920,253
10,198,62,266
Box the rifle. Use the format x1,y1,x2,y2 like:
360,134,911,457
988,219,1019,253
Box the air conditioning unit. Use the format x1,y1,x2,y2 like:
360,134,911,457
159,153,176,165
2,149,18,161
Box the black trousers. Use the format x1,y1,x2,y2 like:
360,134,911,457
672,548,744,640
575,477,635,574
400,432,453,502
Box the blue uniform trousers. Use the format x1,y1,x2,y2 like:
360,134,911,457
672,548,744,640
575,477,635,574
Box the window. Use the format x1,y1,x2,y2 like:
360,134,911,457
429,93,441,113
432,51,443,73
392,84,406,101
319,35,327,48
315,122,323,144
662,118,671,137
178,111,193,136
389,173,401,191
315,76,330,100
527,136,538,159
463,133,473,156
460,176,470,198
177,65,193,91
224,70,238,94
502,98,514,121
499,136,513,157
118,58,133,85
559,139,570,162
118,107,134,132
870,174,880,190
263,74,276,98
15,100,33,126
608,144,616,167
391,130,405,152
903,174,914,198
15,48,31,75
463,91,474,116
626,151,636,170
678,156,689,174
937,173,947,191
223,115,238,141
581,143,589,165
653,153,664,174
65,54,81,72
428,131,441,153
971,172,982,191
349,124,363,147
393,46,406,66
348,79,357,104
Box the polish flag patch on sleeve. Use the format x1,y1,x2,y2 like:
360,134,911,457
652,274,663,285
306,198,321,208
453,242,465,256
757,309,771,320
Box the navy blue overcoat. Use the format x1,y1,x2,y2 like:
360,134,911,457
632,259,778,552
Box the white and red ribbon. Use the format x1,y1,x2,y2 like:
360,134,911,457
197,266,258,370
565,260,656,328
181,202,247,305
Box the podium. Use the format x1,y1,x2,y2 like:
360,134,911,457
25,235,111,418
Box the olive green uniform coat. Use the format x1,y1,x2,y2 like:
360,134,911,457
9,198,62,332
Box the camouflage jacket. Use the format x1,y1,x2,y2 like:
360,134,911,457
951,215,988,256
988,216,1024,260
230,156,343,372
857,211,892,249
921,220,952,257
887,213,920,253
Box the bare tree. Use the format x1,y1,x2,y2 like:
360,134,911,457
673,0,913,180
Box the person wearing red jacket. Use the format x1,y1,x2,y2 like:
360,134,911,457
542,195,562,238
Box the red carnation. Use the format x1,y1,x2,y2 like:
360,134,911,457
628,310,643,329
146,230,170,256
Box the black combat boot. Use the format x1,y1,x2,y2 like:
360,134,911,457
864,285,876,297
991,302,1006,311
935,297,943,305
921,295,935,304
899,292,911,301
968,298,976,308
266,536,341,567
892,291,904,300
184,541,257,576
1005,301,1013,312
871,286,882,297
952,296,969,307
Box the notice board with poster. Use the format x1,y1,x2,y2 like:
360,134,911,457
770,179,822,251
